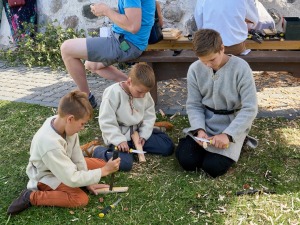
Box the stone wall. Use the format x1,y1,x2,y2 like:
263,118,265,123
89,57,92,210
1,0,300,46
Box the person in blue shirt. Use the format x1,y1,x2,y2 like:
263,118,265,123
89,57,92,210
61,0,155,109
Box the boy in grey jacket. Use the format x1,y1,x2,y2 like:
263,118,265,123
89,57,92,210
176,29,258,177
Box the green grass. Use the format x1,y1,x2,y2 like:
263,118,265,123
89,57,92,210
0,100,299,224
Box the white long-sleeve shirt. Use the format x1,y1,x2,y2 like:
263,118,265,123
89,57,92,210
99,83,156,146
26,116,102,190
194,0,259,46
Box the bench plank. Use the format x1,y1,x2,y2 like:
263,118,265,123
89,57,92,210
147,36,300,50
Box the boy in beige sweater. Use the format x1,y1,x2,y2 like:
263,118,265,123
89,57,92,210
7,90,120,215
95,64,174,171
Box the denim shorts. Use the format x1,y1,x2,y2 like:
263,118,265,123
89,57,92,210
86,30,142,67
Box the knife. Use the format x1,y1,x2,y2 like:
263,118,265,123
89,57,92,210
194,137,212,143
99,198,122,218
114,147,147,154
194,137,229,148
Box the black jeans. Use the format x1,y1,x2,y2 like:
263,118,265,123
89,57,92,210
175,136,234,178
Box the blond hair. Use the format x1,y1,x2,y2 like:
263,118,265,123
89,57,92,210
129,63,155,89
193,29,223,57
58,90,93,120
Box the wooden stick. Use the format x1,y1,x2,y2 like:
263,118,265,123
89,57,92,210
95,187,129,194
131,131,146,163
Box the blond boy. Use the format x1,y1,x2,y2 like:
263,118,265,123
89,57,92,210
7,91,120,215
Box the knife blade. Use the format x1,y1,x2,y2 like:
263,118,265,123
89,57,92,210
129,149,147,154
194,137,212,143
114,147,147,154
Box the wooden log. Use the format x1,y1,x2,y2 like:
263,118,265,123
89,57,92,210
131,131,146,163
95,187,129,194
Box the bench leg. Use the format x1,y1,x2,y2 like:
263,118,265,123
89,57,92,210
150,83,158,104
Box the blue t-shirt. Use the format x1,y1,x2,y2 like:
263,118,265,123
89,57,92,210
112,0,155,51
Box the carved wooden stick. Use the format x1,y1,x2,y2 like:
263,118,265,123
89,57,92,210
131,131,146,163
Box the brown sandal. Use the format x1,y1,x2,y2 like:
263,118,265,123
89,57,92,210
80,140,101,157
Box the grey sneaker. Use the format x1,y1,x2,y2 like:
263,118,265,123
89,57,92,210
88,93,98,109
7,189,32,215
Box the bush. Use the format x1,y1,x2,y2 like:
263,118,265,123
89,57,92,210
0,20,86,70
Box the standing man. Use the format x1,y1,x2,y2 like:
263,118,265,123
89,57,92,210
61,0,155,108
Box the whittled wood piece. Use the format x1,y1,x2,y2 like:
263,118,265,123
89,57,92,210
95,187,129,194
131,131,146,163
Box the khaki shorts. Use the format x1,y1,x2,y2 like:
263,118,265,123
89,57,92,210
224,41,246,55
86,31,142,67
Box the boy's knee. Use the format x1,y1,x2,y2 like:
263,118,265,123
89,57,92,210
93,146,133,172
70,192,89,207
175,137,200,171
201,157,233,178
161,143,174,156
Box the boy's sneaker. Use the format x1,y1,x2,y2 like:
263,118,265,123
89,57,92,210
88,93,98,109
7,189,32,215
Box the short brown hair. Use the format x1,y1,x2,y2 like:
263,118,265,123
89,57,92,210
58,90,93,120
129,63,155,89
193,29,223,57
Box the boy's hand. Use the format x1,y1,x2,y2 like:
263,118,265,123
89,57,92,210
101,157,121,177
196,129,209,147
117,141,129,152
209,134,229,149
138,137,145,146
87,184,109,195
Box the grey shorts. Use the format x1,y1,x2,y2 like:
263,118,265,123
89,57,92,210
86,31,143,67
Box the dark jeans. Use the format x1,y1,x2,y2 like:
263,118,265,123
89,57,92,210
93,129,174,171
175,136,234,178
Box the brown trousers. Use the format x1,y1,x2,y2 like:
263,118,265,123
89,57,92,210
224,41,246,55
30,158,106,208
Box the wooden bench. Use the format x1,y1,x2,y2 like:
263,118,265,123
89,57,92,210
130,37,300,103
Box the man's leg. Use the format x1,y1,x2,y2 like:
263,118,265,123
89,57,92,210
61,38,90,94
85,61,127,82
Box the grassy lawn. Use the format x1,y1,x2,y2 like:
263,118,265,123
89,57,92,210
0,100,299,224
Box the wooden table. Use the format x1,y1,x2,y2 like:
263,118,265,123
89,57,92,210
147,36,300,50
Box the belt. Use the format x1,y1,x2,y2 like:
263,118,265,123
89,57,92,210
204,105,240,115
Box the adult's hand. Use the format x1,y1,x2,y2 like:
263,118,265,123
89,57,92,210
90,3,109,17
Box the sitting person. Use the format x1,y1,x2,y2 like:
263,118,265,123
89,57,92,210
61,0,156,109
248,0,275,31
94,63,174,171
7,90,120,216
175,29,258,178
194,0,259,55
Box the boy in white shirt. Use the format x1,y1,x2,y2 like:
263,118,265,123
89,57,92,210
7,91,120,215
95,64,174,171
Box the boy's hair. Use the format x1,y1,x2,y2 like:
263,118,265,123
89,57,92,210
129,63,155,89
193,29,223,57
58,90,93,120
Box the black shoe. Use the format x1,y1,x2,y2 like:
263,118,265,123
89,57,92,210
7,189,32,215
88,93,98,109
